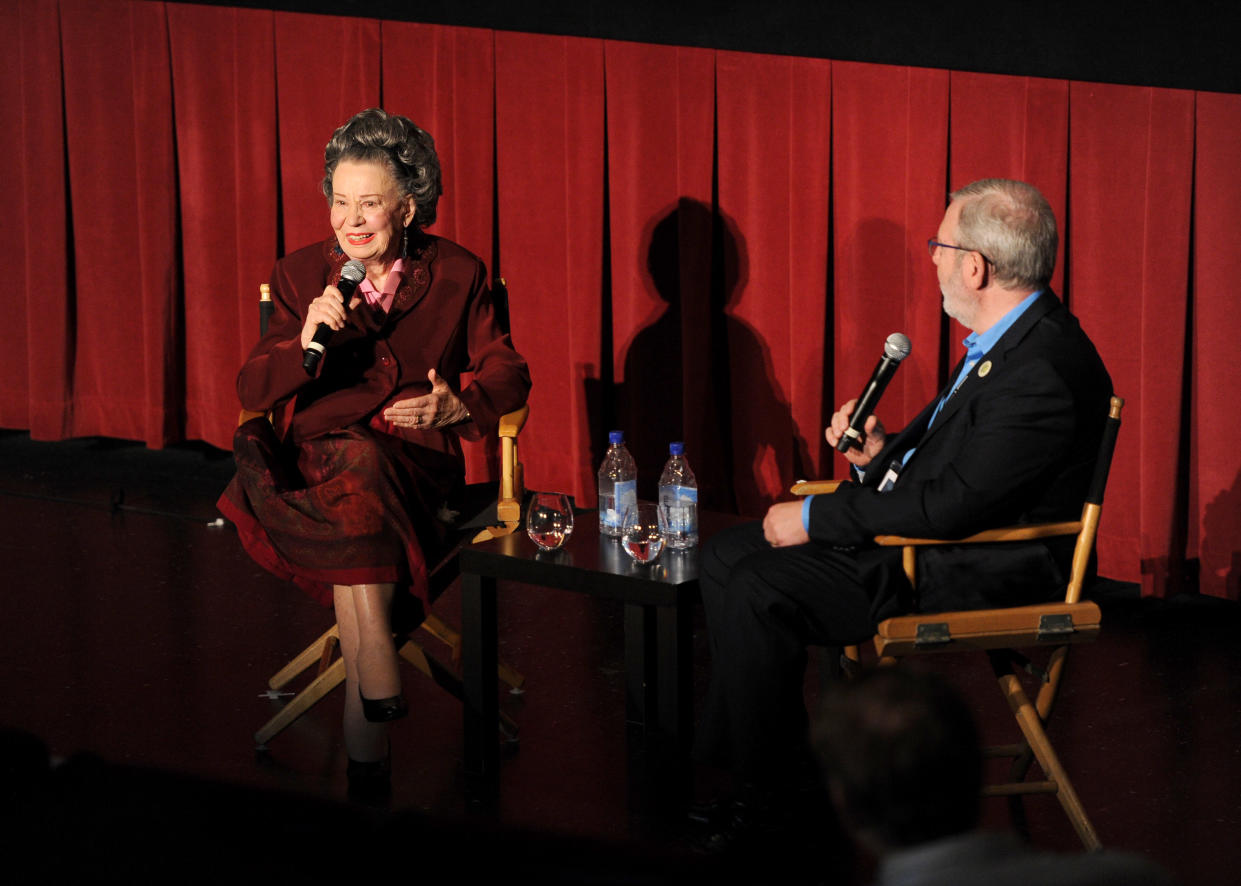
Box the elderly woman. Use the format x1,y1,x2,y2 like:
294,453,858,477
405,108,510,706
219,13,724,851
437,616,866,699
218,109,529,800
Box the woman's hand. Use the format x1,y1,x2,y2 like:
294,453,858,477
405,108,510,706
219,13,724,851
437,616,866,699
825,398,886,468
300,284,361,351
383,369,472,431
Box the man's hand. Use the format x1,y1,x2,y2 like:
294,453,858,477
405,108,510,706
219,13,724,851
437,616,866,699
825,398,886,468
763,501,810,548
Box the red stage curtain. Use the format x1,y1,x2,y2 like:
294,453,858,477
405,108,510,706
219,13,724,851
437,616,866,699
4,1,1241,598
382,22,495,263
495,32,606,506
831,62,948,444
273,12,381,255
947,73,1069,297
58,0,179,447
1068,83,1195,595
1191,93,1241,601
168,3,279,450
602,41,715,502
717,51,832,515
0,0,70,440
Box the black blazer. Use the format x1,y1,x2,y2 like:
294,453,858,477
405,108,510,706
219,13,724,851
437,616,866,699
808,291,1112,616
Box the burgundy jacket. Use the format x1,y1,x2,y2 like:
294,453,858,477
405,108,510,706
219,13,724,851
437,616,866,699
237,235,530,457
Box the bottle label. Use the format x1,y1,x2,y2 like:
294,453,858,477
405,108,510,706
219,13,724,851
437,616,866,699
603,479,637,529
659,485,698,534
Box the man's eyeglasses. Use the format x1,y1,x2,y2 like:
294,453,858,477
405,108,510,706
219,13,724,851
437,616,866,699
927,239,991,265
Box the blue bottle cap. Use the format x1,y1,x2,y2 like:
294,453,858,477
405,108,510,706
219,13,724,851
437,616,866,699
609,430,624,444
669,441,684,455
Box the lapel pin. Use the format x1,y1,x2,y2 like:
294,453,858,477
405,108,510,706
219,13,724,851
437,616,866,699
978,360,992,378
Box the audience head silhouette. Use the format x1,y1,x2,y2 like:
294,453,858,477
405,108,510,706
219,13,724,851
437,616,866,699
813,666,982,852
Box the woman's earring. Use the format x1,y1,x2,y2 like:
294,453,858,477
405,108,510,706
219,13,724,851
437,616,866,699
402,225,409,257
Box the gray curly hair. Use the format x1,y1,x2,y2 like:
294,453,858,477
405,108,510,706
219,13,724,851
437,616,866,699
950,178,1057,290
322,108,442,229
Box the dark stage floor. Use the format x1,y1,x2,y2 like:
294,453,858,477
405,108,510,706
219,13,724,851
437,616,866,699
1,430,1238,883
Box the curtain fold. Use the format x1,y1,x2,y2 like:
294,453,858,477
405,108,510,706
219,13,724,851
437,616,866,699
1190,94,1241,601
603,41,715,503
948,72,1069,297
495,31,606,507
168,2,279,450
717,51,833,515
831,62,949,441
3,0,1240,597
273,11,382,255
1068,82,1195,594
381,21,494,264
61,0,179,447
2,0,70,440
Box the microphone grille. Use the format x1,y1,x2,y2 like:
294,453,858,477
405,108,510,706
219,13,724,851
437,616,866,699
340,259,366,284
884,332,912,361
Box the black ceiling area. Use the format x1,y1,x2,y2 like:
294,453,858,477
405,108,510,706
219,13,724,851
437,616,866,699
177,0,1240,94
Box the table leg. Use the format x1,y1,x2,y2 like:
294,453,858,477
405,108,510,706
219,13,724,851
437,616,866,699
623,599,694,812
656,599,694,757
462,571,498,803
623,602,655,731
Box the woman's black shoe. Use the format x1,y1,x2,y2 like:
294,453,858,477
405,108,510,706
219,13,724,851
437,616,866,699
346,755,391,805
360,689,408,722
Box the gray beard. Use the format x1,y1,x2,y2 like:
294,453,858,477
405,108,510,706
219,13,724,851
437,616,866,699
941,292,976,328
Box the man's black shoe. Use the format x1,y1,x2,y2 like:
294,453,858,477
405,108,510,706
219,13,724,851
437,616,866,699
686,796,738,827
687,791,786,855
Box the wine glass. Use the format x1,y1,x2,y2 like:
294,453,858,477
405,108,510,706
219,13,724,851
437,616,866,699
620,501,664,565
526,492,574,551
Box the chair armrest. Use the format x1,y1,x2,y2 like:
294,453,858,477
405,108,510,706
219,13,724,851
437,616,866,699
492,403,530,535
498,403,529,438
874,521,1082,548
790,479,841,496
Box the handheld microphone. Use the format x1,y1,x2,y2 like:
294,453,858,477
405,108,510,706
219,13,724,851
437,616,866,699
302,260,366,375
836,332,912,452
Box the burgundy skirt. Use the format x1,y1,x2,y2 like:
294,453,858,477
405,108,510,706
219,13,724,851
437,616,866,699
218,418,461,613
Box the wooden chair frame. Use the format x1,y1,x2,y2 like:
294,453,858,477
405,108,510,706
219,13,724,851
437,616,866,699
246,280,528,748
792,395,1124,850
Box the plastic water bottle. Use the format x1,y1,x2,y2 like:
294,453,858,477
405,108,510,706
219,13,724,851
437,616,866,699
598,430,637,537
658,441,698,549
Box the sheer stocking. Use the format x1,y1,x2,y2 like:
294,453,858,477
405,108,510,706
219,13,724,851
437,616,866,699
334,583,401,762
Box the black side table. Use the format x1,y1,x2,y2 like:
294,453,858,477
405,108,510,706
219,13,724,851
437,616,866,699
459,510,739,808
